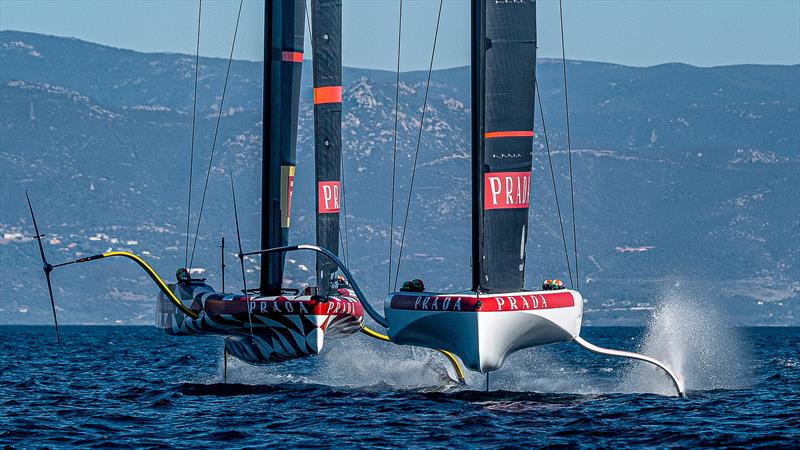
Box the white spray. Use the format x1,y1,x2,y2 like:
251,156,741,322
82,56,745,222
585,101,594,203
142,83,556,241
216,333,459,389
210,283,751,395
620,285,752,395
476,282,752,396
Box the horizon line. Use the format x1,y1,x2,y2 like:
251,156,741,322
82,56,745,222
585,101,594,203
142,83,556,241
3,29,798,72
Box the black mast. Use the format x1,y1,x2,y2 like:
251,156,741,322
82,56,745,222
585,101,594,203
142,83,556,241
312,0,343,288
260,0,306,294
471,0,538,294
470,0,485,293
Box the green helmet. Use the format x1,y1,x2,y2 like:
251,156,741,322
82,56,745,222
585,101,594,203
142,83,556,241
400,279,425,292
176,268,190,283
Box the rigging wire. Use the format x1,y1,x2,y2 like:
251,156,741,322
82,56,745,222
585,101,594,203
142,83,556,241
224,266,243,285
559,0,579,290
184,0,202,268
535,79,573,288
189,0,244,268
387,0,403,294
392,0,443,291
227,150,253,337
340,151,351,267
304,0,312,45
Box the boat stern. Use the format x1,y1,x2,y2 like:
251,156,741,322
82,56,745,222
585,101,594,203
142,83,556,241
385,290,584,373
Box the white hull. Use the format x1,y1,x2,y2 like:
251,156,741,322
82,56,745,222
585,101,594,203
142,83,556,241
385,290,583,373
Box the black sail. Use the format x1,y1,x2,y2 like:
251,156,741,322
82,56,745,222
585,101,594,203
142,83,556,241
472,0,537,294
260,0,305,294
311,0,343,287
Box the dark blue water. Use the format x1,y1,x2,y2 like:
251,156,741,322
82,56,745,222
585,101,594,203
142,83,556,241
1,325,798,448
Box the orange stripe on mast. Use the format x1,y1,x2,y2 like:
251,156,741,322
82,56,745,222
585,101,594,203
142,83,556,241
313,86,342,104
281,51,303,63
484,131,535,139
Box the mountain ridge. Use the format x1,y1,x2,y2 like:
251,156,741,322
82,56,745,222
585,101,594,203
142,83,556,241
5,29,800,71
1,31,797,326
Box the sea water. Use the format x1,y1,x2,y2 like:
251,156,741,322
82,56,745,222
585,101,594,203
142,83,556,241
1,320,797,447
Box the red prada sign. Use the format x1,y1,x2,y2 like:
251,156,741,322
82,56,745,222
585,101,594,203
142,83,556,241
317,181,341,214
389,291,575,312
484,171,531,209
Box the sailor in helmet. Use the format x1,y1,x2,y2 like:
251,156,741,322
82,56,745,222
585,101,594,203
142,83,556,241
176,267,191,286
542,279,565,291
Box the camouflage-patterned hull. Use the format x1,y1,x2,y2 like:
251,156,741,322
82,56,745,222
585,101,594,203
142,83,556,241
156,282,364,364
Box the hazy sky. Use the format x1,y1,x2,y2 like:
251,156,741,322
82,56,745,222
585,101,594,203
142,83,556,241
1,0,798,70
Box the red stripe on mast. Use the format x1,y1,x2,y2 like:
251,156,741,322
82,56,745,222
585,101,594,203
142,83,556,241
484,130,534,139
313,86,342,104
281,51,303,63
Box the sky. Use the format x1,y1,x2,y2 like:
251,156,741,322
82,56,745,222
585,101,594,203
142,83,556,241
0,0,798,71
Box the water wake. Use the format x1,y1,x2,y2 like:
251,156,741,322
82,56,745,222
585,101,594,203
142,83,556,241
217,333,458,389
209,284,751,396
480,283,752,396
620,286,752,395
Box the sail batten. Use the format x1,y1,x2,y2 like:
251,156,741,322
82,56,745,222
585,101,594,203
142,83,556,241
312,0,343,286
472,0,537,294
261,0,305,294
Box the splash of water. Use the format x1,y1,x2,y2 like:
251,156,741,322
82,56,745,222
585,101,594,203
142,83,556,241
620,286,752,395
313,338,458,388
218,335,459,389
211,283,751,396
483,283,752,396
485,345,617,395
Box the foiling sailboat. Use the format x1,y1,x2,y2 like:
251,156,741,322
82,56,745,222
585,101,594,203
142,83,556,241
28,0,374,365
379,0,683,395
27,0,684,396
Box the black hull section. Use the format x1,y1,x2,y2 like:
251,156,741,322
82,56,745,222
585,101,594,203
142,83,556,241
156,283,363,364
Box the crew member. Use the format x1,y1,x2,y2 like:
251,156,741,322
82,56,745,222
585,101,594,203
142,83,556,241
176,268,191,286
